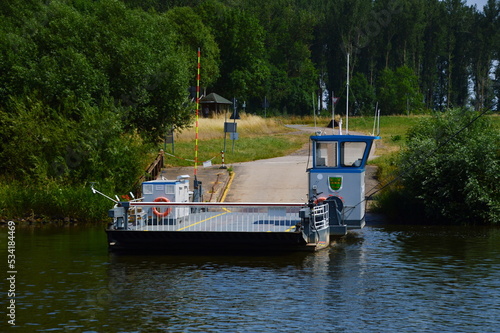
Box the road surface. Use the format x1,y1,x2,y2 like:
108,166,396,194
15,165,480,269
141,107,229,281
224,145,311,203
224,126,379,203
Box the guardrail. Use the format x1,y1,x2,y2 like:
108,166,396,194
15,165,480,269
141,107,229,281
122,202,306,232
133,150,164,195
311,204,329,230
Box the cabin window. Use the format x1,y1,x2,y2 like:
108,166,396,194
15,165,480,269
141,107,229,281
341,142,366,167
316,142,337,167
165,185,175,194
143,184,153,195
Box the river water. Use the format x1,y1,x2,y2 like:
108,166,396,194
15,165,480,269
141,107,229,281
2,215,500,332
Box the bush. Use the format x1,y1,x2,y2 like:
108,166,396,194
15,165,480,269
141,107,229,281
380,109,500,225
0,98,151,193
0,181,112,222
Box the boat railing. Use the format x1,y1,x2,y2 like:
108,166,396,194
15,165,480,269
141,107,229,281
311,204,329,231
121,202,308,233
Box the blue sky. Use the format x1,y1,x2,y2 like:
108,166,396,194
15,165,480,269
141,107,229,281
466,0,488,9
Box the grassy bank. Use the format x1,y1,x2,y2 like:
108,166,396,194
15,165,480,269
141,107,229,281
168,113,423,167
164,113,308,167
0,181,112,223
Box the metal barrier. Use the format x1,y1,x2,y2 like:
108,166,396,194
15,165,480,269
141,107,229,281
311,204,329,231
124,202,306,233
133,150,165,196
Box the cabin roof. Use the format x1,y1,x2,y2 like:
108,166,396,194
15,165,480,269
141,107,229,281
310,135,380,142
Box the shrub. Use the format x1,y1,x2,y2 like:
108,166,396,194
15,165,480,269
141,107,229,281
385,109,500,225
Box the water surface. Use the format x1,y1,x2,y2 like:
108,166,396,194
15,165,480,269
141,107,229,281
1,219,499,332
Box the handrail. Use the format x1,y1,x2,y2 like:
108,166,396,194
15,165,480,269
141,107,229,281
311,204,329,231
119,202,306,233
133,150,164,195
130,202,306,207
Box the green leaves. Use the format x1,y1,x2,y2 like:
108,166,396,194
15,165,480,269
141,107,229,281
0,0,197,139
377,66,424,115
398,110,500,225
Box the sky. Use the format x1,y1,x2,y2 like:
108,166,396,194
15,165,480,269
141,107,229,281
466,0,488,9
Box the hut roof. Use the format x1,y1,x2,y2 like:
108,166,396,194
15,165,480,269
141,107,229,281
200,93,232,105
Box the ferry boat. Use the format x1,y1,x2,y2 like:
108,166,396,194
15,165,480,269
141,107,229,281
96,134,379,252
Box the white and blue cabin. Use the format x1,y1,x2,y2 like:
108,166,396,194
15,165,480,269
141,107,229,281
308,135,380,233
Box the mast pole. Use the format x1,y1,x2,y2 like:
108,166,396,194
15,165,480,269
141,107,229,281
332,91,335,135
194,48,201,178
346,52,350,135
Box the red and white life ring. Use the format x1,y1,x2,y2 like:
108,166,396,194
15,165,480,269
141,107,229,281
314,195,344,206
314,197,327,205
152,197,172,217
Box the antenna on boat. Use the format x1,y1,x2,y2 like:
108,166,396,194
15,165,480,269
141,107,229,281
346,52,350,135
312,91,317,130
377,107,381,136
90,183,118,204
331,91,335,135
372,102,379,136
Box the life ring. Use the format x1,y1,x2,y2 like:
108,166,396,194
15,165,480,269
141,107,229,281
314,197,327,205
152,197,172,217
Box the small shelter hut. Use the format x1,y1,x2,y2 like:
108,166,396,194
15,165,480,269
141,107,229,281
199,93,232,118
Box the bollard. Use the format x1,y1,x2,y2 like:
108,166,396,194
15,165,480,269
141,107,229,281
219,151,227,169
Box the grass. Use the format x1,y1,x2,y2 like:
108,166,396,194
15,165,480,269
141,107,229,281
166,113,430,168
168,112,498,189
175,113,292,142
164,113,307,167
0,181,112,222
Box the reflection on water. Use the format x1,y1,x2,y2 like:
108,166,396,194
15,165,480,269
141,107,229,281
1,220,500,332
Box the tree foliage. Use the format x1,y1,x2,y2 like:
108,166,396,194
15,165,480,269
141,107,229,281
395,110,500,225
1,0,500,193
377,66,424,114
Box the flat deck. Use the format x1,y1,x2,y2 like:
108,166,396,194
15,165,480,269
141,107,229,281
106,202,327,252
128,210,302,233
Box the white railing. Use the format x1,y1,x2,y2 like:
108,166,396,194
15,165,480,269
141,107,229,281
123,202,306,233
311,203,329,231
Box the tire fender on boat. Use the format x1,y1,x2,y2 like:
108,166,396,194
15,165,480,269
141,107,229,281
152,197,172,217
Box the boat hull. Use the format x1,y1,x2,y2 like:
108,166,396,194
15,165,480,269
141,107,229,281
105,229,323,253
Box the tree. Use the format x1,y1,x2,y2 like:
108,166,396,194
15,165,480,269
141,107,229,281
470,1,499,110
164,6,220,88
397,109,500,225
377,66,423,114
197,1,270,105
350,73,376,115
441,0,474,108
320,0,372,112
255,1,318,114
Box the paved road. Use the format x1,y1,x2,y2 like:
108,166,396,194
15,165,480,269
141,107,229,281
163,125,378,204
224,147,311,203
224,126,379,203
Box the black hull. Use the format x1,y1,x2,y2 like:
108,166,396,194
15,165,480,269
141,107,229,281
105,229,317,253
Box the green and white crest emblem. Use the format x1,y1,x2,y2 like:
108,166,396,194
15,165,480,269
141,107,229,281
329,176,342,191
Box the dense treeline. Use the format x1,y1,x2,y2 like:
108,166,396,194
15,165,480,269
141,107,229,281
121,0,500,115
1,0,499,221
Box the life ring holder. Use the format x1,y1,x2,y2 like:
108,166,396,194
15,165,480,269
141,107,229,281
152,197,172,217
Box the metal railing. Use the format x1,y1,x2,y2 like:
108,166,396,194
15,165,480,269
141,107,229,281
133,150,165,196
122,202,306,233
311,204,329,231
